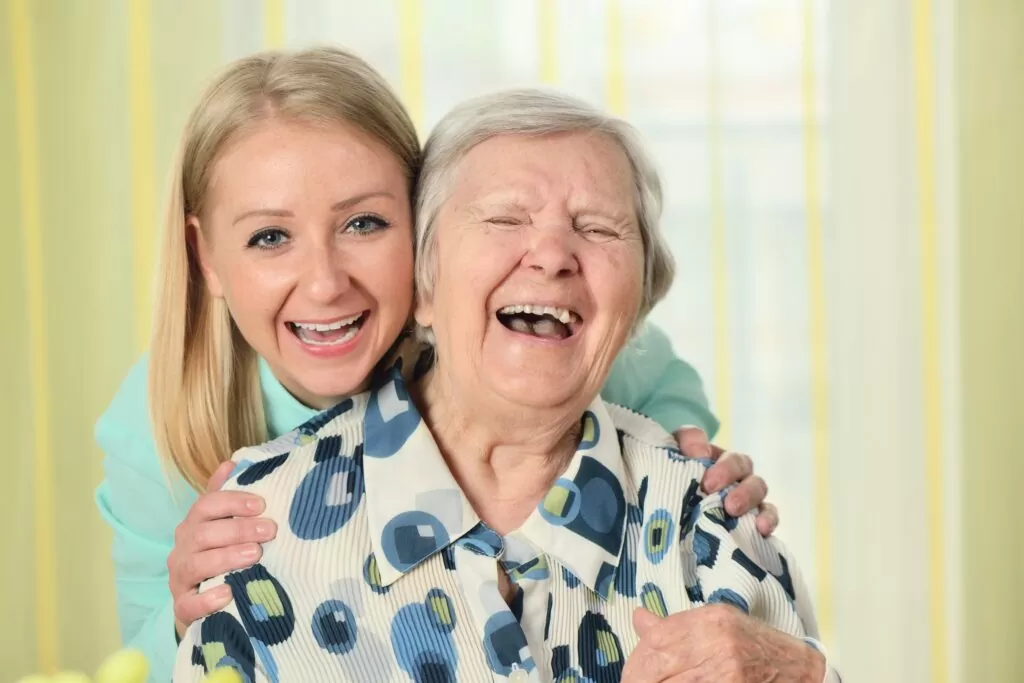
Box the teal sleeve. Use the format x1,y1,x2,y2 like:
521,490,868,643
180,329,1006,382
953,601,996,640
94,356,196,683
601,322,720,438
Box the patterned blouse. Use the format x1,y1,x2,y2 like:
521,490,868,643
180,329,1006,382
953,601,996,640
174,367,839,682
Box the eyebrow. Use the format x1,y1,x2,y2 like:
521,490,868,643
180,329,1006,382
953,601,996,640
231,191,396,226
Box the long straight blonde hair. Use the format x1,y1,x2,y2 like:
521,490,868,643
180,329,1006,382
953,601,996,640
150,47,420,490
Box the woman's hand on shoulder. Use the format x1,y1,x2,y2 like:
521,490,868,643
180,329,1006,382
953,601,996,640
674,427,779,537
168,460,277,637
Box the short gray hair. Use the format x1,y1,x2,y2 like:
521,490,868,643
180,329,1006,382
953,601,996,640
414,88,675,324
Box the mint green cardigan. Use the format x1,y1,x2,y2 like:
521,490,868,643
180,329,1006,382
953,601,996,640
94,322,716,681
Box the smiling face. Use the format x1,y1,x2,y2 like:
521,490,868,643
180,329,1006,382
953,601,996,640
415,131,645,414
193,117,414,409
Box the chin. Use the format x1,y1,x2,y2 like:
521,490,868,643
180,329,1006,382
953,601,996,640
296,369,371,406
495,374,582,410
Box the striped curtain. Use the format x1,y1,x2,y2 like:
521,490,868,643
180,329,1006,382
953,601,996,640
6,0,1016,681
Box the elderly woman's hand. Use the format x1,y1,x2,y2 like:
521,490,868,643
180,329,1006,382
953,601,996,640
622,606,826,683
168,461,277,637
675,427,778,537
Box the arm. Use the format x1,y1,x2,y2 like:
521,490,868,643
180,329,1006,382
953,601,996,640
94,358,196,683
623,489,841,681
605,323,778,535
690,493,843,681
602,321,720,437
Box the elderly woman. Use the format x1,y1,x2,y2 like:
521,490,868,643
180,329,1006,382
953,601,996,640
174,90,839,683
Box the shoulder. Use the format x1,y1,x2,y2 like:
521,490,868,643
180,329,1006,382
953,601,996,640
94,354,156,463
223,393,369,491
606,402,710,486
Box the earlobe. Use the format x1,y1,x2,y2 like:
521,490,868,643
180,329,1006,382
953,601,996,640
188,217,225,299
413,294,434,329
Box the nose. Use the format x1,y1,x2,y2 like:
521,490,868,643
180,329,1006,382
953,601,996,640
303,247,352,303
522,226,580,279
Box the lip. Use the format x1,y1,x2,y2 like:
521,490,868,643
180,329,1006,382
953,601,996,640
284,310,370,358
493,299,586,339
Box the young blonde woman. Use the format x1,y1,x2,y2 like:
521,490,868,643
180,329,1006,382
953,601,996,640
94,47,776,682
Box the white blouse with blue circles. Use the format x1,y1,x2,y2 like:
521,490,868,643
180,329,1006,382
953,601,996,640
174,367,840,682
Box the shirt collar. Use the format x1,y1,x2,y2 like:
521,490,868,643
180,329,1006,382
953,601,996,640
516,398,630,599
259,358,319,439
361,367,481,587
361,367,630,596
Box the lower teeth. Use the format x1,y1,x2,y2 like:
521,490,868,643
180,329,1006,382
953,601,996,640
295,324,360,346
502,315,570,340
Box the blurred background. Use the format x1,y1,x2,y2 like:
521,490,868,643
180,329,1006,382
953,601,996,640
1,0,1020,681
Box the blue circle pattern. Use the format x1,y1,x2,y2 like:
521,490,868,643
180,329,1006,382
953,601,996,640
538,478,582,527
289,453,364,541
223,565,295,646
640,582,668,618
364,371,421,459
390,590,459,683
577,612,623,681
481,611,536,676
311,599,358,654
199,612,256,683
707,587,750,614
643,509,675,565
250,639,280,683
381,511,450,572
362,553,390,595
455,524,504,558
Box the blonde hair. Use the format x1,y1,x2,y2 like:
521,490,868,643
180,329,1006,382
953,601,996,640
150,47,420,490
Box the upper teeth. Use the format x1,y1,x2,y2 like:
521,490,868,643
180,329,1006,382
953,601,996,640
498,304,578,325
291,313,362,332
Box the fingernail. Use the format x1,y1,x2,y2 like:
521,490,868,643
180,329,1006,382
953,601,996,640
239,545,259,559
211,585,232,603
255,522,275,538
245,498,264,512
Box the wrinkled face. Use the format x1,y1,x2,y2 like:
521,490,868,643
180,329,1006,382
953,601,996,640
415,131,644,413
193,118,414,409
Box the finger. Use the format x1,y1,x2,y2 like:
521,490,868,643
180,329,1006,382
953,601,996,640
174,584,232,627
205,460,237,493
709,443,727,462
755,501,780,537
177,544,263,590
723,475,767,516
187,490,265,524
673,427,711,460
701,451,753,493
632,606,665,637
191,516,277,552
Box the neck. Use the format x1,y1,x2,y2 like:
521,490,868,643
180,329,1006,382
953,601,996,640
416,365,583,533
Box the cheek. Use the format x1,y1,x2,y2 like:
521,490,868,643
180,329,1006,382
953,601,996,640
358,233,416,318
593,247,645,321
219,258,293,328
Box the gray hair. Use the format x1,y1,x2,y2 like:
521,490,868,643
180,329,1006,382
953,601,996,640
413,88,675,327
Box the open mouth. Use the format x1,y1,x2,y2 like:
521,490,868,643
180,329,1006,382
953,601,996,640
286,311,368,346
496,304,582,340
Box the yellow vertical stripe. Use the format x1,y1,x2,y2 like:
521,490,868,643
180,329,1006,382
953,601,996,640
707,1,731,444
910,0,948,681
263,0,284,49
604,0,625,115
801,0,833,639
128,0,155,352
397,0,424,133
538,0,557,84
9,0,57,672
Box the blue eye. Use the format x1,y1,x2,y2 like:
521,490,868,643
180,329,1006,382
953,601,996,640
345,214,390,235
247,228,289,250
